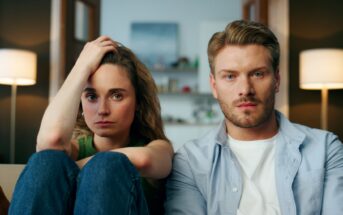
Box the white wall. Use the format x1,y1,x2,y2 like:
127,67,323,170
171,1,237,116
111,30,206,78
100,0,242,149
101,0,241,61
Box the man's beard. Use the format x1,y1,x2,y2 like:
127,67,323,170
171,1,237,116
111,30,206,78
218,93,275,128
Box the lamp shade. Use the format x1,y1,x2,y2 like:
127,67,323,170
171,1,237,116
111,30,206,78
300,49,343,89
0,49,37,85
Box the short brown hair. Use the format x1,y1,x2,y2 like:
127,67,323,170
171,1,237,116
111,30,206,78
207,20,280,73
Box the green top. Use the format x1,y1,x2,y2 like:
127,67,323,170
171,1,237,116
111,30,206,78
77,136,165,214
77,136,98,160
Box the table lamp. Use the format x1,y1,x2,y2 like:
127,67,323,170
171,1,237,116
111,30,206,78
300,48,343,130
0,49,37,163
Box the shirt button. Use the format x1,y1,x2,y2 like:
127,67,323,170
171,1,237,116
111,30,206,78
232,187,238,192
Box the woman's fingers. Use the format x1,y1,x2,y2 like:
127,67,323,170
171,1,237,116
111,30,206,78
98,40,117,48
94,36,118,47
94,35,112,43
74,36,117,75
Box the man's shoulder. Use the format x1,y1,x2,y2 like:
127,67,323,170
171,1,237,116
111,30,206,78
180,125,220,149
175,124,222,165
278,113,341,148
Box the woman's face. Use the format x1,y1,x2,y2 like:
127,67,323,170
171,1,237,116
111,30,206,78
81,64,136,139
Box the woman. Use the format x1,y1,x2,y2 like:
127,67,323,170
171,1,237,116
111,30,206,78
9,36,173,215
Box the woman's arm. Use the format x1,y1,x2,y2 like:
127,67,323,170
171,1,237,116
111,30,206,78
36,36,116,155
115,140,174,179
76,140,174,179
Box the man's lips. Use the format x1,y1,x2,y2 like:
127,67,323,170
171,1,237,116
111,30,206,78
237,102,257,107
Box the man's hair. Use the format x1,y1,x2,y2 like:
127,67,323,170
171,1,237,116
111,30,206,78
207,20,280,73
74,45,168,143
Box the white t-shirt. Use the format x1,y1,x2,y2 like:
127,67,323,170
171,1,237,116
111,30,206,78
228,134,281,215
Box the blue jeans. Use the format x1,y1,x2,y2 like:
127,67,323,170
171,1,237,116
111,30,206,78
9,150,149,215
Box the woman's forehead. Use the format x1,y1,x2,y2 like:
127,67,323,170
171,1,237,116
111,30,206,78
86,64,134,91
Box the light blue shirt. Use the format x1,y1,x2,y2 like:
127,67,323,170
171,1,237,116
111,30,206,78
165,111,343,215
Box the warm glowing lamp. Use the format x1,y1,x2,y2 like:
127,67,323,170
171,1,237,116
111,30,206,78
300,48,343,130
0,49,37,163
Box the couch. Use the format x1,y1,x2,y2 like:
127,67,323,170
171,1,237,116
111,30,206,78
0,164,25,201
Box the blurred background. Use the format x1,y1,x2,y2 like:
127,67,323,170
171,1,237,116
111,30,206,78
0,0,342,163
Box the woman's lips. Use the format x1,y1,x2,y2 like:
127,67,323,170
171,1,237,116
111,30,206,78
95,121,114,127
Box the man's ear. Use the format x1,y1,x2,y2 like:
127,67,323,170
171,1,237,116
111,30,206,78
210,73,218,99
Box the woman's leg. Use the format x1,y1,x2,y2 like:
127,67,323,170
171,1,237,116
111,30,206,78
74,151,149,215
9,150,79,215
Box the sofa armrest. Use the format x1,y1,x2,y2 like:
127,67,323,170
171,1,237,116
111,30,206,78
0,164,25,201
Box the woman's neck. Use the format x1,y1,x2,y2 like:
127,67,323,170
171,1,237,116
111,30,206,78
93,134,130,152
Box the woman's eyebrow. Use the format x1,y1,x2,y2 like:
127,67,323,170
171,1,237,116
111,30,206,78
83,87,96,93
108,88,126,94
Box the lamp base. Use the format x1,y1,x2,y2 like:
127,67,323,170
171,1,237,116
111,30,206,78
10,84,17,164
321,88,328,130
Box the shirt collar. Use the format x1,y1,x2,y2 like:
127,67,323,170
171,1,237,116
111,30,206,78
213,110,306,147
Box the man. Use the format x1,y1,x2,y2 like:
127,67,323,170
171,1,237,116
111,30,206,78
165,20,343,215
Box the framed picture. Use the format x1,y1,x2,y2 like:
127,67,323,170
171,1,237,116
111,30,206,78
130,22,178,69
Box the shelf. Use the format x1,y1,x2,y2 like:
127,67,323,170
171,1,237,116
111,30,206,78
158,92,213,96
150,67,197,73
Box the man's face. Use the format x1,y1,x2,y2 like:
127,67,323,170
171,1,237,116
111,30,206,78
210,44,280,129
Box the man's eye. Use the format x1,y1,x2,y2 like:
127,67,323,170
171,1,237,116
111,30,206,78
225,74,235,80
253,71,264,78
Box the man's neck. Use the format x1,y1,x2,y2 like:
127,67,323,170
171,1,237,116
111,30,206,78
226,113,279,141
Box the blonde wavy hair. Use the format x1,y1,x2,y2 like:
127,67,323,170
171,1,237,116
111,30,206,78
73,45,168,144
208,20,280,74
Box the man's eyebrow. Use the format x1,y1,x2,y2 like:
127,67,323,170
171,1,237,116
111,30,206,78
251,66,269,71
217,69,237,74
218,66,269,74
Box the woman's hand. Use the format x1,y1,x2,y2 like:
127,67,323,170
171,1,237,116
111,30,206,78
37,36,117,155
74,36,117,76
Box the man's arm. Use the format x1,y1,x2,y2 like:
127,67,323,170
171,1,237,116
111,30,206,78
321,133,343,214
165,148,206,215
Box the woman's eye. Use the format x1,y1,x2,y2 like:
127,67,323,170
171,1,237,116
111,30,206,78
85,93,97,102
111,93,123,101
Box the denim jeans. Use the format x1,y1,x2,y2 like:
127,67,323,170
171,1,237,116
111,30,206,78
9,150,149,215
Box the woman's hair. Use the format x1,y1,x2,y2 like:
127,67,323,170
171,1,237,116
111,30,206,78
74,44,168,143
208,20,280,73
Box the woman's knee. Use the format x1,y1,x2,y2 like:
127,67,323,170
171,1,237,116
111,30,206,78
25,150,79,180
81,151,139,181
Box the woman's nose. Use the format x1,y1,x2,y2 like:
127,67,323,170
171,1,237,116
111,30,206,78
98,99,110,116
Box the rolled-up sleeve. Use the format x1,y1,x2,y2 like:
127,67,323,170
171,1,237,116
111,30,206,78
321,133,343,215
165,147,206,215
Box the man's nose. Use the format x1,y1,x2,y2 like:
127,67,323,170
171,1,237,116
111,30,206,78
238,76,255,97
